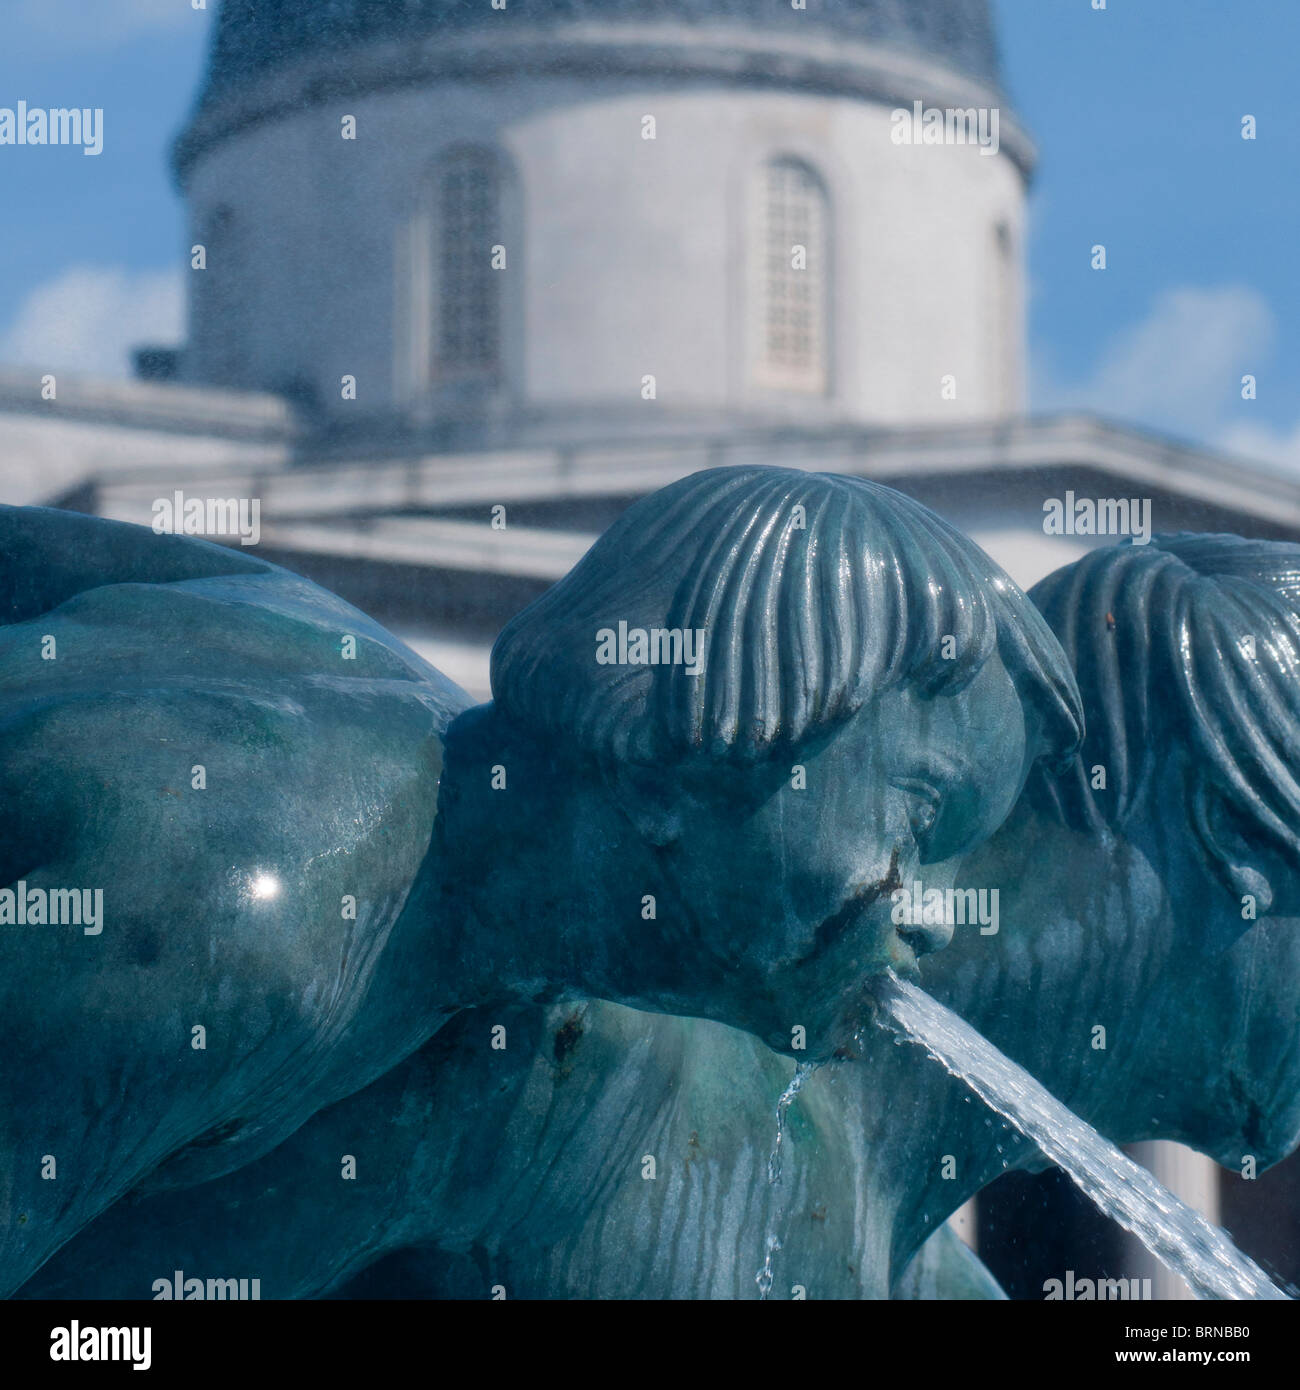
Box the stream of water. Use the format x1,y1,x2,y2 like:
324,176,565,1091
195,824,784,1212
766,1061,816,1187
872,973,1286,1301
756,1061,818,1299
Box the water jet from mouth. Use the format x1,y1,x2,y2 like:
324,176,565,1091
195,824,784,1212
871,973,1286,1301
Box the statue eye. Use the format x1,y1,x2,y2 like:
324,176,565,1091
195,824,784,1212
892,778,942,845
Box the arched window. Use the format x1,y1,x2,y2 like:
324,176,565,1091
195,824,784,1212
434,146,503,379
755,158,829,395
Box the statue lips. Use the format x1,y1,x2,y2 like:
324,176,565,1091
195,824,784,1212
896,913,956,961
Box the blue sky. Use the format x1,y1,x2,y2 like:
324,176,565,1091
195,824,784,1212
0,0,1297,468
997,0,1300,467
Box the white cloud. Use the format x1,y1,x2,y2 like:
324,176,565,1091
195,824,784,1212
1034,285,1276,441
18,0,206,48
0,264,184,379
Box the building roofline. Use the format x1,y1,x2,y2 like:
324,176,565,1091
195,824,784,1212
83,414,1300,566
0,367,297,443
172,21,1035,188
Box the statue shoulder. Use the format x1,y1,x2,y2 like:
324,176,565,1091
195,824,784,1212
0,504,471,724
0,506,472,913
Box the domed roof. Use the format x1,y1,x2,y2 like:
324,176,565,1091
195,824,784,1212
197,0,1005,109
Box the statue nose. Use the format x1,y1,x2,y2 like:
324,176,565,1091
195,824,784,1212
896,918,954,957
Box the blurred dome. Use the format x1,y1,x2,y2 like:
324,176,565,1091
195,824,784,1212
196,0,1006,109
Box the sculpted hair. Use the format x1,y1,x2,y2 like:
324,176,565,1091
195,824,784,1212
1024,534,1300,861
490,467,1082,768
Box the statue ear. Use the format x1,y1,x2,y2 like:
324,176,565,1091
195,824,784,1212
605,763,683,847
1191,782,1273,916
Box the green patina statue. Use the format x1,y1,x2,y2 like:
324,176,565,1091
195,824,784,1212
23,536,1300,1300
0,466,1079,1295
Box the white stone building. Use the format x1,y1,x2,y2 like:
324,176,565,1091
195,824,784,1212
5,0,1298,689
3,0,1298,1296
175,0,1031,441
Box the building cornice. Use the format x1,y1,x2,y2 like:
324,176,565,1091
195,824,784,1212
0,368,296,442
173,21,1035,187
87,414,1300,539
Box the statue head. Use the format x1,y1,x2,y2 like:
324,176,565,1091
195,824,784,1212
1020,534,1300,1165
462,467,1082,1054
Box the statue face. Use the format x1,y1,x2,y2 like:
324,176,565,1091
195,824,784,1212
653,655,1033,1054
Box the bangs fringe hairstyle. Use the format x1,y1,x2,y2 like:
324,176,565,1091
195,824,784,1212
491,467,1082,769
1025,534,1300,863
